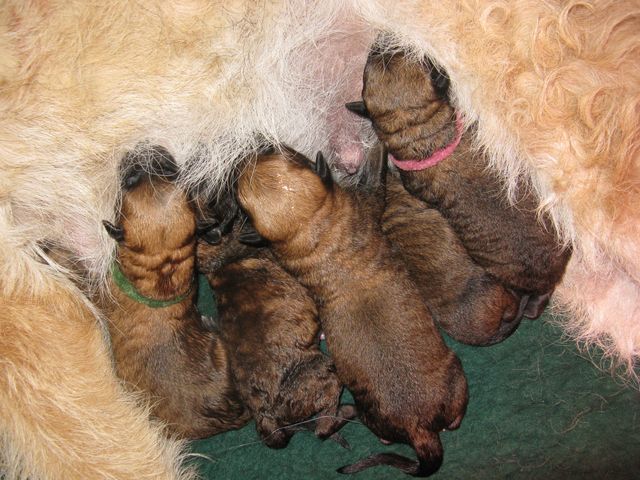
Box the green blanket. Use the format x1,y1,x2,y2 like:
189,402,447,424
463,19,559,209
191,277,640,479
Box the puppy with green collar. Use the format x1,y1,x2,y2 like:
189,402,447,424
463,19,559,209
101,146,250,439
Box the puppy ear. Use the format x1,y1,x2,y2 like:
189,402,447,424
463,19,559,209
120,146,180,190
426,61,450,99
345,101,370,119
218,197,239,235
103,220,124,242
238,222,268,247
357,142,388,193
148,145,180,181
122,170,145,190
119,154,146,191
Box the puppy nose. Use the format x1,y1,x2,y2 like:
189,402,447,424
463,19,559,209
480,291,527,345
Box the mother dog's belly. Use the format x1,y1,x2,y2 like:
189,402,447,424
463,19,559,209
1,1,374,275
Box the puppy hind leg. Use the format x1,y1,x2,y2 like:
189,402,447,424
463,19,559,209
0,271,194,480
412,430,444,477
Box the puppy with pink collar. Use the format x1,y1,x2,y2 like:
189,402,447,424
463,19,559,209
348,44,571,327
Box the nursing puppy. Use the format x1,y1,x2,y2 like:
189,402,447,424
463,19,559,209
237,147,468,476
349,48,571,316
101,149,250,439
196,198,352,449
382,172,524,345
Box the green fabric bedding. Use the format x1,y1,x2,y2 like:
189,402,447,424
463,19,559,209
191,277,640,479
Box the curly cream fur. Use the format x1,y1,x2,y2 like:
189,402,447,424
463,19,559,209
0,0,638,477
358,0,640,375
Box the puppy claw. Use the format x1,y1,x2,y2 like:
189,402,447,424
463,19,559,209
427,62,450,99
103,220,124,242
200,315,218,331
345,101,370,119
331,432,351,450
314,151,333,187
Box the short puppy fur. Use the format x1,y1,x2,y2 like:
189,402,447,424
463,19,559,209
352,48,571,317
100,148,250,439
382,171,523,345
237,147,468,476
197,196,352,449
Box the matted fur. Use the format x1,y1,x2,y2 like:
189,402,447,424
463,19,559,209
0,0,638,477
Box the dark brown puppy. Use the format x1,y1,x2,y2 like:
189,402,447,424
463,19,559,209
382,172,523,345
349,48,571,318
100,148,250,439
196,200,352,449
237,147,468,477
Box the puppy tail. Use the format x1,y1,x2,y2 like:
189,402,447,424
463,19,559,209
337,431,442,477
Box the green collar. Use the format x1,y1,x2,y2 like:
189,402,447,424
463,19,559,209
111,261,194,308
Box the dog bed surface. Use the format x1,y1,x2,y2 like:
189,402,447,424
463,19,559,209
191,277,640,479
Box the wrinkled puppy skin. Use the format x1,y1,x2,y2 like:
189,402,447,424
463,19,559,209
196,202,353,449
100,148,250,439
237,147,468,477
356,48,572,317
382,172,523,346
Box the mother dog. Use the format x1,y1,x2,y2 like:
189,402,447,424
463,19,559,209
1,1,637,478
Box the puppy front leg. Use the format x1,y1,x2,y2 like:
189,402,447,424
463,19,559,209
314,404,358,448
0,273,195,480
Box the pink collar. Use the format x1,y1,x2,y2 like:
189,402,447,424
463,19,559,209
390,113,464,171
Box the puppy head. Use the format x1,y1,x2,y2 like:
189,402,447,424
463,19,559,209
196,214,264,274
414,355,467,476
237,148,329,243
360,49,457,160
105,167,196,298
441,277,526,346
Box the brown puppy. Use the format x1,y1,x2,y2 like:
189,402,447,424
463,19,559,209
196,198,352,449
100,148,250,439
349,47,571,318
382,172,524,345
237,147,468,476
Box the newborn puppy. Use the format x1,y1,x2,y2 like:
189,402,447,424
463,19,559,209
349,48,571,318
196,196,352,449
100,148,250,439
383,171,525,345
237,147,468,476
